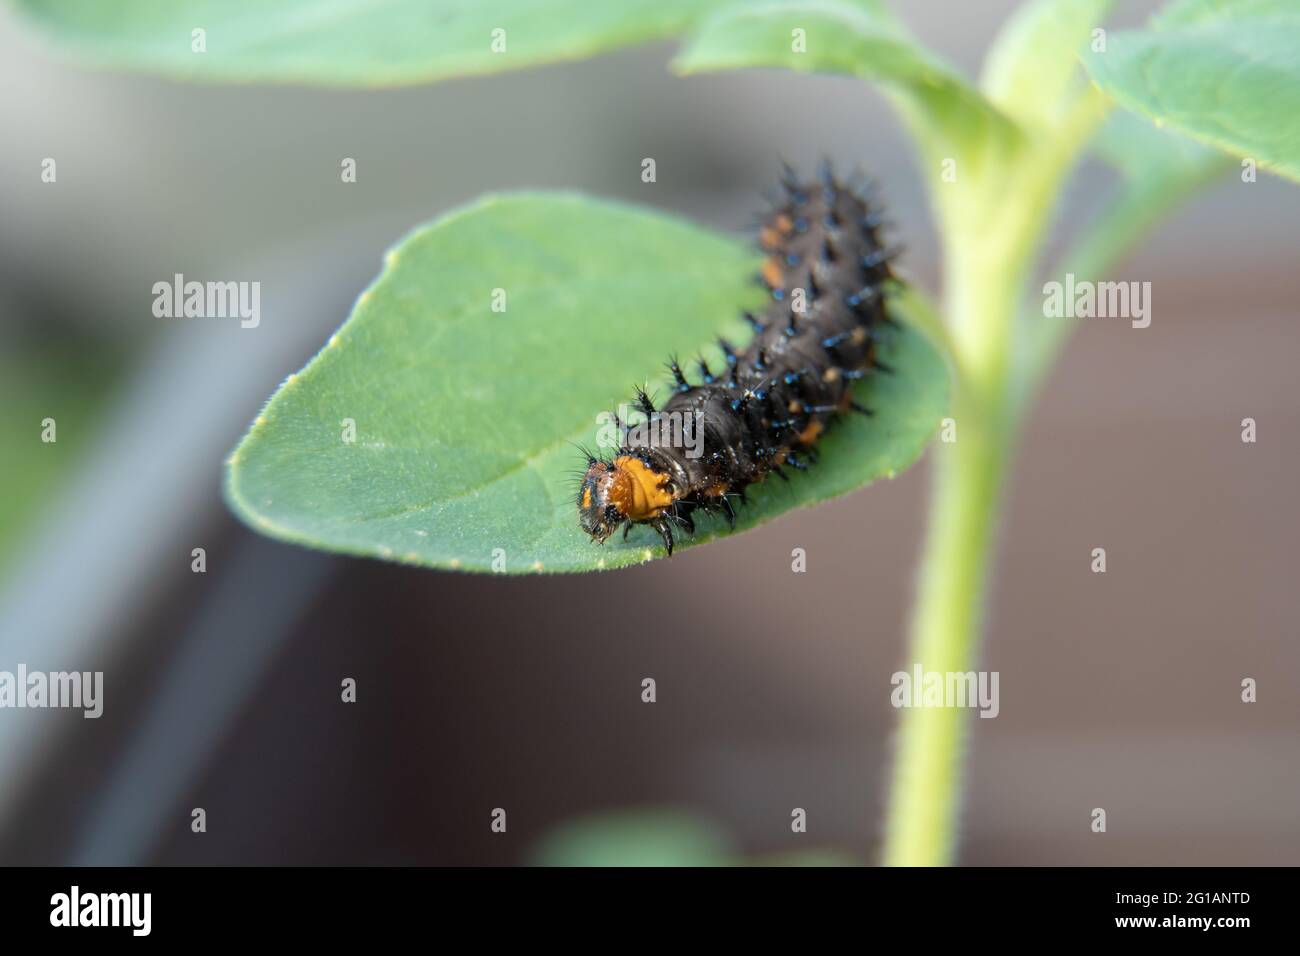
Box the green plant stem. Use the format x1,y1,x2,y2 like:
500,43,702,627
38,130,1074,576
882,282,1014,868
883,94,1105,864
880,93,1225,864
884,400,1007,866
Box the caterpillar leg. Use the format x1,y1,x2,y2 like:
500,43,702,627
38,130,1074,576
651,518,675,556
671,502,696,535
719,495,736,529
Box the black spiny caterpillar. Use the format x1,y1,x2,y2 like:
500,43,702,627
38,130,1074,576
577,164,896,555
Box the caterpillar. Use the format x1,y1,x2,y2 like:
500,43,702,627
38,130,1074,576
576,163,896,555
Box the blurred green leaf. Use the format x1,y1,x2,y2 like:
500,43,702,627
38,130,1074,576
746,848,859,866
981,0,1113,130
531,810,733,867
529,808,859,866
0,343,124,574
14,0,729,87
225,192,948,574
674,0,1022,173
1084,0,1300,182
1090,106,1229,182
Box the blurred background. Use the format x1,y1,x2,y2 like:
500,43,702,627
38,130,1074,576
1,0,1297,865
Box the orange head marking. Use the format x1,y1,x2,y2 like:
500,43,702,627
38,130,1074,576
609,456,675,520
576,456,676,543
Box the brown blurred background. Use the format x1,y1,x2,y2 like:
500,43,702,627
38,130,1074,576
1,0,1296,865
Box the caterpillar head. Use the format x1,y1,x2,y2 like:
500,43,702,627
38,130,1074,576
577,455,676,544
577,459,625,544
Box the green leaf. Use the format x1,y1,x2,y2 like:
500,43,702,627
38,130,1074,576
1084,0,1300,182
673,0,1022,171
530,810,733,867
980,0,1114,130
225,193,948,574
529,807,859,866
0,343,125,573
1154,0,1291,28
13,0,728,87
1090,106,1228,183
